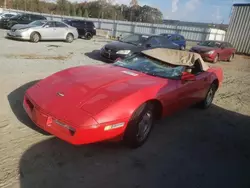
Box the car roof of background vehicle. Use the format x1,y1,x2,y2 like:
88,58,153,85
141,48,209,71
62,19,93,23
160,33,184,37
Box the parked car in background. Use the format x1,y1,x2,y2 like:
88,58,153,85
7,20,78,43
62,19,96,40
23,48,223,148
0,12,18,19
100,34,179,61
1,13,47,29
190,40,236,63
0,12,18,28
160,33,186,50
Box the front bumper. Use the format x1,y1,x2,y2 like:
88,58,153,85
6,29,30,40
23,95,128,145
100,47,127,61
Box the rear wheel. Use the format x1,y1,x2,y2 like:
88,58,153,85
213,54,219,63
30,32,40,43
124,102,155,148
228,53,234,62
85,32,93,40
65,33,74,43
199,83,217,109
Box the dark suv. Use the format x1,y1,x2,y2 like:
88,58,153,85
2,13,47,29
62,19,96,40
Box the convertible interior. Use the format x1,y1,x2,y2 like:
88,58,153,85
186,59,203,75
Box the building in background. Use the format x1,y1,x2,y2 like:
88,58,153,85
225,3,250,55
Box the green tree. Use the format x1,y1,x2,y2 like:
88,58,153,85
70,3,76,16
83,9,89,17
77,8,82,17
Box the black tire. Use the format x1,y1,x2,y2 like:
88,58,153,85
85,32,93,40
124,102,155,148
199,83,217,109
228,53,234,62
30,32,40,43
65,33,74,43
213,54,219,63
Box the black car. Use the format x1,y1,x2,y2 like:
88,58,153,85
62,19,96,40
100,34,180,61
1,13,47,29
0,13,18,28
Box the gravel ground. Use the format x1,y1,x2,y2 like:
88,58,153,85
0,29,250,188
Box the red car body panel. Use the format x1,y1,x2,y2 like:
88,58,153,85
23,64,223,145
190,45,236,62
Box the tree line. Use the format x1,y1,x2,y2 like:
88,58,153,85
0,0,164,23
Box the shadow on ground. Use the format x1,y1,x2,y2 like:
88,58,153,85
7,81,250,188
7,80,50,135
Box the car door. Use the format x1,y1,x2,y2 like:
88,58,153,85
218,42,228,60
177,61,211,108
72,21,85,36
160,36,179,49
54,21,69,39
19,14,30,24
144,36,162,49
39,21,56,39
224,42,234,59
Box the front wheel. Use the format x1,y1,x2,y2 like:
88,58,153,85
30,32,40,43
180,45,185,50
65,33,74,43
85,32,93,40
124,102,155,148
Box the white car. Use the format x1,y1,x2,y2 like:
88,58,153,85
7,20,79,43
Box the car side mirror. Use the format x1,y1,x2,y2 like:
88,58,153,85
145,44,152,48
197,42,200,45
181,72,196,82
44,25,49,28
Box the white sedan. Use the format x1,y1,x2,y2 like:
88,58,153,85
7,20,79,43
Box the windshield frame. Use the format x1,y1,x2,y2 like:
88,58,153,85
120,34,150,46
113,53,185,80
28,20,47,26
198,41,221,48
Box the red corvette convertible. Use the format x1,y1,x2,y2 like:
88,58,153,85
23,48,223,148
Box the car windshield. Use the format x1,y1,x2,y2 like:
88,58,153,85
10,14,22,19
28,20,46,26
113,54,185,79
120,34,150,45
199,41,221,47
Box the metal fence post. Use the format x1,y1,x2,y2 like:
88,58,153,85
151,23,156,34
131,22,136,34
113,21,118,38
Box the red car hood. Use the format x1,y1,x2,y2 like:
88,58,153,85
27,65,164,120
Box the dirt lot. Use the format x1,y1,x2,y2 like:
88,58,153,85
0,29,250,188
